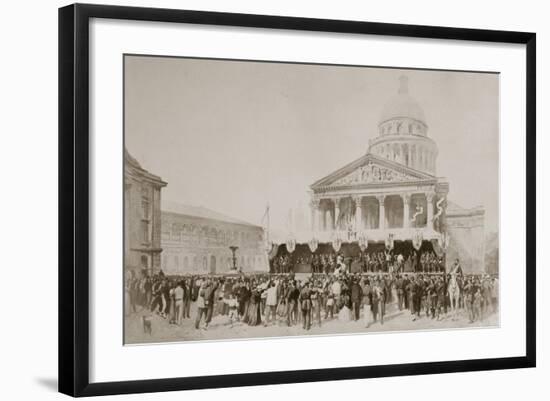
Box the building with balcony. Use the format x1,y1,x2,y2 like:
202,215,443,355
124,150,167,273
304,76,486,273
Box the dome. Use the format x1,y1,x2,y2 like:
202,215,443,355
379,76,426,124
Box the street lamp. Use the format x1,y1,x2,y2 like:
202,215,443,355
229,246,239,271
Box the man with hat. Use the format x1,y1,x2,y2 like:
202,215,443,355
299,281,312,330
350,276,363,321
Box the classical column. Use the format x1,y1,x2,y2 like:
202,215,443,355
353,196,362,230
325,209,331,231
310,199,320,232
318,202,325,231
426,192,435,229
377,195,386,230
333,197,340,231
402,193,411,228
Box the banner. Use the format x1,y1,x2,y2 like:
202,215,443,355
358,234,368,252
286,238,296,254
432,232,450,257
431,239,444,257
267,243,279,260
332,237,343,253
412,230,423,251
385,233,394,251
439,232,450,250
308,238,319,253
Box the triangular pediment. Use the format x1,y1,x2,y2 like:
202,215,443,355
311,153,435,190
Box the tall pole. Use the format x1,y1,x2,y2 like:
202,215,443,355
266,203,270,244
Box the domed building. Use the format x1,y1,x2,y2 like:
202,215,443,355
304,76,486,274
369,76,438,175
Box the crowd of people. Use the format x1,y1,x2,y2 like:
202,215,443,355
271,249,444,274
125,258,498,333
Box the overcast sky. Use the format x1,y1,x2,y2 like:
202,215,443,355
125,55,499,234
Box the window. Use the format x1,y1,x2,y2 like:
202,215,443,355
140,220,149,243
141,199,149,219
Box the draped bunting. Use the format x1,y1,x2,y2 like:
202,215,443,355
433,195,446,223
411,204,424,223
385,234,394,251
267,243,279,260
358,234,368,252
286,238,296,254
431,239,444,257
308,238,319,253
332,237,343,253
412,230,423,250
432,232,450,257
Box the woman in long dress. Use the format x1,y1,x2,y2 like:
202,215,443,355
245,289,262,326
338,292,352,321
237,283,251,320
168,282,176,324
215,287,225,316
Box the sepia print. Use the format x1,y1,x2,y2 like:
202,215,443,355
124,55,499,344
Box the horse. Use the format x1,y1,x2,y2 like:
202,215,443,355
447,272,461,320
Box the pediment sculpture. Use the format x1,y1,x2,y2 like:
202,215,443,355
333,161,415,185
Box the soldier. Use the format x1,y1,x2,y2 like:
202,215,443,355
350,277,363,321
395,274,405,311
286,280,299,326
310,282,322,327
361,278,372,328
299,282,312,330
463,278,475,323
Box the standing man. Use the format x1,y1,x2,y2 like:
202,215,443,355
395,274,404,311
264,281,278,326
362,278,372,328
174,281,185,325
299,282,312,330
286,280,299,326
350,277,363,321
183,279,192,319
194,282,208,329
204,278,220,328
331,277,342,308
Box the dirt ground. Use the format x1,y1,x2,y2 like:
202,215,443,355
124,301,499,345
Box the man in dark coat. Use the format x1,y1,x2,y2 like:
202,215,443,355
395,275,404,310
299,282,312,330
286,281,300,326
203,279,220,326
350,278,363,321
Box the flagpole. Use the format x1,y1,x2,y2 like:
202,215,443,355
266,203,270,244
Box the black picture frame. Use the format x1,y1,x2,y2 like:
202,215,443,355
59,3,536,397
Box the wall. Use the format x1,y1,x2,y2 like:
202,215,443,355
446,212,486,274
160,211,268,274
0,0,546,400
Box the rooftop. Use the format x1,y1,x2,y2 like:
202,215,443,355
161,200,260,228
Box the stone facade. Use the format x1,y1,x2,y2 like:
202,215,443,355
310,153,449,243
305,76,487,273
445,203,486,274
160,202,268,275
124,150,167,273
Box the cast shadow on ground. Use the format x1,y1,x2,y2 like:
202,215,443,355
35,377,57,392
